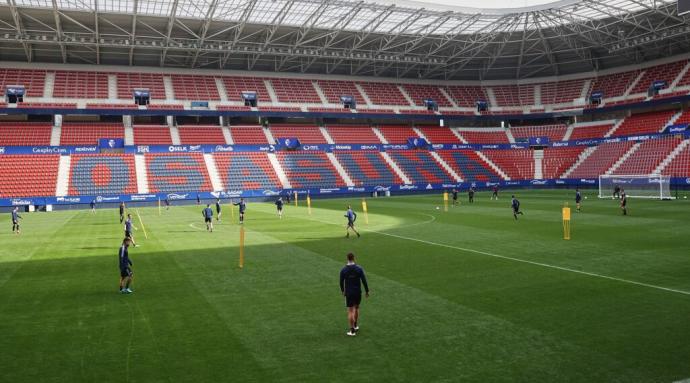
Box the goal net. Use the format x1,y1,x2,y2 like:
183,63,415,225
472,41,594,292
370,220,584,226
598,175,672,199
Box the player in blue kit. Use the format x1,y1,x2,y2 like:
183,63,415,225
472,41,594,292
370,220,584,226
118,237,134,294
511,195,523,220
124,214,138,246
233,198,246,224
90,199,96,214
215,199,222,221
340,253,369,336
620,189,628,215
344,205,360,238
203,204,214,232
275,197,284,219
11,207,22,235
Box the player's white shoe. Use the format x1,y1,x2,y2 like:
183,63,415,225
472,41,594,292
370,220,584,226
354,325,359,331
125,288,133,293
346,330,356,336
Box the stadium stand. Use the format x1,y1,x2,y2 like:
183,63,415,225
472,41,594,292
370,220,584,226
491,85,534,107
482,149,534,179
402,84,452,107
214,152,282,190
229,125,269,144
542,147,586,179
170,75,220,101
270,78,320,103
60,123,124,145
116,73,165,99
358,82,410,106
334,151,403,186
69,154,138,196
385,150,455,184
611,110,676,136
444,85,488,108
269,124,328,144
629,60,687,94
662,140,690,176
0,69,45,97
377,125,419,144
0,155,59,197
457,129,510,143
53,71,109,99
145,153,213,193
326,125,380,143
567,141,636,178
510,124,568,142
317,80,365,105
416,126,461,143
611,136,683,175
132,125,173,144
568,124,616,140
435,150,502,182
590,70,639,99
221,76,270,102
0,122,52,145
177,125,226,144
540,79,588,105
277,152,345,188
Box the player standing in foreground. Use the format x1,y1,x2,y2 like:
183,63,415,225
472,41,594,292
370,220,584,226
620,189,628,215
575,188,582,212
11,207,22,235
203,204,214,232
275,197,284,219
492,185,499,200
215,199,222,221
344,205,360,238
452,189,459,207
124,214,138,246
233,198,246,224
118,237,134,294
340,253,369,336
119,202,126,223
511,195,524,220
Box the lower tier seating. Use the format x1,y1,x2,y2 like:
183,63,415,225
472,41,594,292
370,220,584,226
542,148,585,179
277,152,345,188
145,153,213,193
386,151,455,184
482,150,534,180
0,155,59,197
334,151,402,186
568,142,636,179
435,150,502,182
214,152,282,190
69,154,137,196
132,125,173,145
177,125,226,144
611,136,682,175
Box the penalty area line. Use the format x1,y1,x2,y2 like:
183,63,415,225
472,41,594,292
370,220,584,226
302,215,690,297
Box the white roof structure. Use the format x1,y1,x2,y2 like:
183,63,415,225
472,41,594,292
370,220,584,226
0,0,688,79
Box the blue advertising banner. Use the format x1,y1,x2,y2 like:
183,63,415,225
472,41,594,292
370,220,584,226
528,136,550,146
98,138,125,149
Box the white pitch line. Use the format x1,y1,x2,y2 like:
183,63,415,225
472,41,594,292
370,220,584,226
299,215,690,297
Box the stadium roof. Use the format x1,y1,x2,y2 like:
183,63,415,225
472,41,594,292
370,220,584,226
0,0,688,80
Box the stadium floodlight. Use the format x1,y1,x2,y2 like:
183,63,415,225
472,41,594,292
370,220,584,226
598,175,672,200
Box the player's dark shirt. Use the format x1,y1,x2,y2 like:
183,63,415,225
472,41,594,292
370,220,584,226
575,192,582,203
340,264,369,295
234,201,246,213
452,191,458,199
345,209,357,224
119,245,132,270
90,201,95,208
215,202,221,212
125,219,133,232
275,199,283,209
621,194,627,206
511,198,520,210
469,189,475,196
11,210,21,222
203,207,213,219
119,205,125,214
493,186,499,193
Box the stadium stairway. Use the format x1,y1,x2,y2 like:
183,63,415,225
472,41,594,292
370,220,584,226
263,125,277,145
215,78,229,101
267,152,292,189
654,139,690,174
43,72,54,98
264,79,279,103
372,127,388,144
623,71,646,98
49,124,61,146
534,150,544,179
438,88,458,108
380,152,412,184
671,61,690,89
221,126,233,144
312,81,329,105
108,74,118,99
562,124,576,141
505,129,516,143
203,153,224,191
135,154,150,194
354,83,374,106
170,125,181,145
55,155,71,196
429,152,463,182
124,120,134,146
326,152,355,186
319,126,335,144
163,76,175,100
560,147,597,178
604,119,626,137
397,85,416,107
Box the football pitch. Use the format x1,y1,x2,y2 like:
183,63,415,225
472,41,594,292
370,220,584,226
1,190,689,383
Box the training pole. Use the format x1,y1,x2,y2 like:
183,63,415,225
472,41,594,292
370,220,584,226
239,226,245,268
562,203,571,240
294,191,298,207
361,198,369,224
307,195,312,216
158,198,161,216
443,191,449,212
135,208,149,239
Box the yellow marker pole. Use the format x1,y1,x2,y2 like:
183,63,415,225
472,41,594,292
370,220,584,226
239,226,245,268
294,191,298,207
443,191,449,212
307,195,312,215
361,199,369,224
562,203,571,240
158,198,161,216
135,208,149,240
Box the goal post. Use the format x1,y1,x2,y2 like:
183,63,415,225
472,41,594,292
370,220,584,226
598,174,672,199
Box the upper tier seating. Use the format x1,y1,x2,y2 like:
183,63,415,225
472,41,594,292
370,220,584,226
435,150,501,182
416,126,461,143
145,153,213,193
402,84,452,107
482,150,534,179
359,82,410,106
590,70,639,99
177,125,226,144
386,151,455,184
540,79,587,105
568,124,615,140
445,85,487,108
214,152,281,190
221,76,270,102
542,147,585,179
53,71,109,99
270,79,320,103
510,124,568,142
317,80,365,105
0,69,45,97
611,110,676,136
335,151,402,186
116,73,165,99
229,125,268,144
0,155,59,197
277,152,345,188
567,141,636,178
60,123,124,145
611,136,683,175
0,122,52,145
377,125,419,144
457,129,509,143
269,124,327,144
326,125,380,144
661,140,690,177
132,125,173,144
170,75,220,101
630,61,687,94
491,85,534,107
69,154,137,196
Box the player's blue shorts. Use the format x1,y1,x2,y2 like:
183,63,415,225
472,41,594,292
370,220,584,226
345,293,362,307
120,268,132,278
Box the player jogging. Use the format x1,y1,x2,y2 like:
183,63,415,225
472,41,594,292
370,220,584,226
196,194,201,205
620,189,628,215
233,198,246,224
511,195,523,220
11,207,22,235
339,253,369,336
452,189,459,206
124,214,138,246
215,199,222,221
164,198,170,210
344,205,360,238
492,185,499,200
90,199,96,214
119,202,126,223
468,187,475,203
203,204,214,232
575,188,582,212
613,185,621,199
118,237,134,294
275,197,284,219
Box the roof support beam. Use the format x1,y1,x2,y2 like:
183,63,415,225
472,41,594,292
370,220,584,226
190,0,221,67
51,0,67,63
160,0,180,66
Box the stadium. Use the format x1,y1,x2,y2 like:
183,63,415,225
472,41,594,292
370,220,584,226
1,0,690,381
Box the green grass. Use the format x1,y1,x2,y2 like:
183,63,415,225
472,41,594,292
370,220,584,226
1,190,690,382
